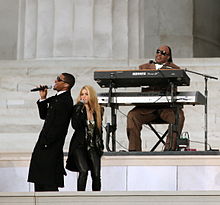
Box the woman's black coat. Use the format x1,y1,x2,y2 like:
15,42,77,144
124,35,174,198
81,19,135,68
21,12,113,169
28,91,73,187
66,103,104,172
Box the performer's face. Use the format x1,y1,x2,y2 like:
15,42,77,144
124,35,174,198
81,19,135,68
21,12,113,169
54,74,68,91
80,88,90,104
155,46,170,64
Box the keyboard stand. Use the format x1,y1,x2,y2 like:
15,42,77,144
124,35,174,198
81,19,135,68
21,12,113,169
105,78,117,152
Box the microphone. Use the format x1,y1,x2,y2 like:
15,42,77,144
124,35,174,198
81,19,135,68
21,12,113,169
30,85,52,92
149,60,155,64
75,100,85,113
79,100,85,104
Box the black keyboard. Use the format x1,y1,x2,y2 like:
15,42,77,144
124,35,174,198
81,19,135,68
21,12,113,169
94,69,190,88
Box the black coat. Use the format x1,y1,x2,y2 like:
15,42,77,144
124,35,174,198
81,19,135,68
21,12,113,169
66,104,104,172
28,91,73,187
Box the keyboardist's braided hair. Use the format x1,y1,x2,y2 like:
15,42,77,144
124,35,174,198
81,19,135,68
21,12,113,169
167,46,173,63
149,45,173,64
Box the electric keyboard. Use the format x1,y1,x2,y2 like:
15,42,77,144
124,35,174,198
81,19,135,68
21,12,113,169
98,91,205,106
94,69,190,88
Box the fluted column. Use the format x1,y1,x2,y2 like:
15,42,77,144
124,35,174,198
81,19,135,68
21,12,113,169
19,0,144,59
18,0,194,60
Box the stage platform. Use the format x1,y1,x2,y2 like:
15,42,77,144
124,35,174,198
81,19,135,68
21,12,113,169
104,150,220,156
1,151,220,193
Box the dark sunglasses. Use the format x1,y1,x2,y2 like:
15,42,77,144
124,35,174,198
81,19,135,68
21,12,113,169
57,76,67,83
156,49,169,56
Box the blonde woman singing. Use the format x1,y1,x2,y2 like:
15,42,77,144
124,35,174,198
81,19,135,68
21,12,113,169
66,85,104,191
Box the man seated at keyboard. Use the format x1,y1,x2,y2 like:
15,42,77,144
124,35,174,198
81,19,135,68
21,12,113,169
127,45,185,151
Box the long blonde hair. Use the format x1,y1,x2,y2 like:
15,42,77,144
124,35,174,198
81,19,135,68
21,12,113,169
76,85,102,130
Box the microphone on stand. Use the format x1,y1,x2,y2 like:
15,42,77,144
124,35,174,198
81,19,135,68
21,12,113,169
30,85,52,92
149,60,155,64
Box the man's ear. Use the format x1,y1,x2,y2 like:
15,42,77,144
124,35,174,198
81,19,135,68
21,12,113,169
64,83,69,88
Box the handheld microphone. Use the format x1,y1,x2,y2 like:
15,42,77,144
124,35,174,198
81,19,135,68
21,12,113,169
75,100,85,113
30,85,52,92
79,100,85,104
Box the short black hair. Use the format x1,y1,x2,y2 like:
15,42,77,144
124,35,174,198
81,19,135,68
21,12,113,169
62,73,75,89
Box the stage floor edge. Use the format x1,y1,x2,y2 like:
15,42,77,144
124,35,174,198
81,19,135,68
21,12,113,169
103,150,220,156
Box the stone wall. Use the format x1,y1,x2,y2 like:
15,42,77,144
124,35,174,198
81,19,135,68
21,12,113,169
193,0,220,57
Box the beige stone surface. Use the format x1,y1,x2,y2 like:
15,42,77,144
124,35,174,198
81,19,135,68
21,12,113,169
1,191,220,205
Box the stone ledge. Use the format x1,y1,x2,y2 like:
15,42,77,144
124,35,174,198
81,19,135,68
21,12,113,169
1,191,220,205
1,152,220,167
0,58,220,69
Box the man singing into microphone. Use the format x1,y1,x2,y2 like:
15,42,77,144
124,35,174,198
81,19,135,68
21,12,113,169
28,73,75,191
127,45,185,152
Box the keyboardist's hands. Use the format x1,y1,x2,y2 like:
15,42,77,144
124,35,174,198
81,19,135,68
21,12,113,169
139,63,155,70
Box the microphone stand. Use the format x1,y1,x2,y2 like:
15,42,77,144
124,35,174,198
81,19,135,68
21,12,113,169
106,74,117,152
185,68,218,151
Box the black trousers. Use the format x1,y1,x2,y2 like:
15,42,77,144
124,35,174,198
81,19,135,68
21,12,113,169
74,148,101,191
34,183,59,192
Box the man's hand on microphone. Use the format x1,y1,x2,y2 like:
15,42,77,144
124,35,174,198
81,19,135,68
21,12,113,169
39,85,48,100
